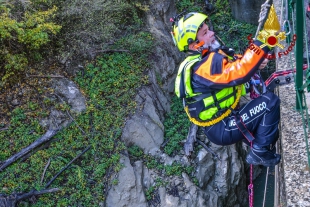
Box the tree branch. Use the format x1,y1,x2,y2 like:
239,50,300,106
0,188,59,207
26,75,64,78
45,146,91,188
0,129,60,171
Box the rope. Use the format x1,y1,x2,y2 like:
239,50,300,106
279,0,284,26
254,0,272,39
248,143,254,207
247,3,273,207
262,167,269,207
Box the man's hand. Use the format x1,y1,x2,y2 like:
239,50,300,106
259,58,268,70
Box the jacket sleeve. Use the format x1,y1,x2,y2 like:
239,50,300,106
192,40,270,90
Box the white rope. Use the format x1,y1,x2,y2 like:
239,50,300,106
254,0,272,39
262,167,269,207
280,0,285,26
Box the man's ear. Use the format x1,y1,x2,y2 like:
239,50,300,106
188,42,196,50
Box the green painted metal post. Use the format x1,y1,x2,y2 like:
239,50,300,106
295,0,304,110
285,0,292,43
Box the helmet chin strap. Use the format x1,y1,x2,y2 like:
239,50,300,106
193,41,206,50
192,40,212,53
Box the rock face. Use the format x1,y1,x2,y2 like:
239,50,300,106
106,157,147,207
40,78,87,130
105,1,250,207
229,0,268,25
47,1,254,206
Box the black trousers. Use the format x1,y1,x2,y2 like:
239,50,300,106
204,91,280,147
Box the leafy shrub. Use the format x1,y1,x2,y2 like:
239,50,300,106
176,0,205,13
0,31,152,206
40,0,150,71
0,1,61,86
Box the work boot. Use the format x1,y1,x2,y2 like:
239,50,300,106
246,146,281,167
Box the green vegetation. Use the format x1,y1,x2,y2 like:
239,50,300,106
128,145,195,178
163,96,191,156
0,1,61,86
176,0,205,12
0,0,272,206
127,144,196,201
0,30,152,206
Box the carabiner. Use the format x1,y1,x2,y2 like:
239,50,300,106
282,20,291,36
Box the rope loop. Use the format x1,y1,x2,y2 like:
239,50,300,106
255,0,272,39
258,1,271,23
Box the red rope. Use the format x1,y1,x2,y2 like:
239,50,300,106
248,142,254,207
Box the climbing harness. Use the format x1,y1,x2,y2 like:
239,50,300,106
184,85,243,127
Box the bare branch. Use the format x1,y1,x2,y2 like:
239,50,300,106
0,188,59,207
26,75,65,78
45,146,91,188
41,158,51,185
0,129,60,171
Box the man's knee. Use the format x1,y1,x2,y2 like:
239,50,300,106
264,92,280,109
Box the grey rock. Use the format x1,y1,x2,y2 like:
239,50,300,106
106,155,147,207
52,78,86,113
11,99,20,106
229,0,268,25
196,149,215,189
121,89,164,155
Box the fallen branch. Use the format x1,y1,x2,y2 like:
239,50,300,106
41,158,51,184
26,75,64,78
0,127,8,131
0,129,60,171
45,146,91,188
0,188,59,207
19,138,59,163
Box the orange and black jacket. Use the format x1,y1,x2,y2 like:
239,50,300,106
191,40,270,94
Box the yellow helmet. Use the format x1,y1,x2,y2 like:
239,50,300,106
171,12,208,52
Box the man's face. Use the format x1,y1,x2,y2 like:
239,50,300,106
196,23,220,49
